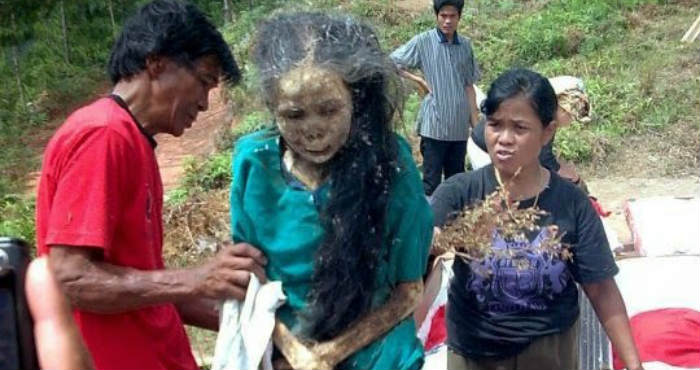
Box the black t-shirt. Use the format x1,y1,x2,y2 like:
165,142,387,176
431,165,618,359
471,119,560,172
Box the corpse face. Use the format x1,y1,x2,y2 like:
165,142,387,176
274,66,353,164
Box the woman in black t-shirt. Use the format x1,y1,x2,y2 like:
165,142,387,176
431,68,643,370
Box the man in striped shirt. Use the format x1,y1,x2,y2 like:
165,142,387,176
391,0,481,195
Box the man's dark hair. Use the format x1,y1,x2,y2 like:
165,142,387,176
433,0,464,15
481,68,557,127
108,0,240,85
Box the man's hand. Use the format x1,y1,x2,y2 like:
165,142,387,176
191,242,267,301
26,257,94,370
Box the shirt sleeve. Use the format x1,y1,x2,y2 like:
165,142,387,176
230,138,255,244
385,138,433,282
430,173,470,227
45,128,129,251
390,35,422,70
569,191,619,284
463,40,481,86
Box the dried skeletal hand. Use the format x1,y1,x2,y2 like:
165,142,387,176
272,320,337,370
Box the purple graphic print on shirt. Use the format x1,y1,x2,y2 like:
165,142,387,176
468,228,571,313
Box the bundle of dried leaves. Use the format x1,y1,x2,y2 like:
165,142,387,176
432,183,572,274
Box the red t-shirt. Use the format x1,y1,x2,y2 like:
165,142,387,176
36,97,198,370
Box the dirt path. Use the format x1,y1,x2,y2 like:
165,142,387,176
396,0,430,14
155,87,230,191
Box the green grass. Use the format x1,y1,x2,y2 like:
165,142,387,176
0,195,35,247
2,0,697,251
169,0,699,205
166,109,272,205
461,0,699,162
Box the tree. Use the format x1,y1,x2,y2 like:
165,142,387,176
0,0,43,107
60,0,70,64
223,0,232,24
106,0,117,37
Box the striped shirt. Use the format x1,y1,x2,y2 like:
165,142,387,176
391,29,480,141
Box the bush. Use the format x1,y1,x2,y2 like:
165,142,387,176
399,92,420,136
554,122,596,162
168,110,272,202
180,152,233,193
0,195,36,248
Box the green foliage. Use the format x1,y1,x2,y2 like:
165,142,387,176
235,110,271,136
554,122,597,162
464,0,698,162
0,195,36,246
398,92,420,136
181,151,233,192
2,0,698,204
169,109,271,202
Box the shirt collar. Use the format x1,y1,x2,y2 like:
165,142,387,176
435,28,460,44
109,94,158,148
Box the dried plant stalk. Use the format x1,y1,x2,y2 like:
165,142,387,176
433,183,572,274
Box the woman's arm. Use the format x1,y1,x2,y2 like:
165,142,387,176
273,280,424,370
583,278,644,370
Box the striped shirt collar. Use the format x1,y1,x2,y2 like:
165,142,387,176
435,28,460,45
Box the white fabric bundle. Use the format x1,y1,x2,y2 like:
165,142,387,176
212,275,286,370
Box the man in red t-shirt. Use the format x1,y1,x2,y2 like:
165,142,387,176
35,1,267,369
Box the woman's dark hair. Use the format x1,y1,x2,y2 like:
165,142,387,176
434,0,464,15
481,68,557,127
253,12,401,341
108,0,240,85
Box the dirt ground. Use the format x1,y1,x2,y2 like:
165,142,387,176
155,87,232,191
396,0,430,13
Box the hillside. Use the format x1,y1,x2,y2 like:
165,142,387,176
1,0,698,365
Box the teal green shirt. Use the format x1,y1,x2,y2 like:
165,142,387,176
230,130,433,370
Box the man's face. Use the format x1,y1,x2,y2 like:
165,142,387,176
149,55,221,137
436,5,460,38
274,66,352,164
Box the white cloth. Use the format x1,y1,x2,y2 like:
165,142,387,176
625,197,700,257
467,136,491,171
615,256,700,316
212,275,286,370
